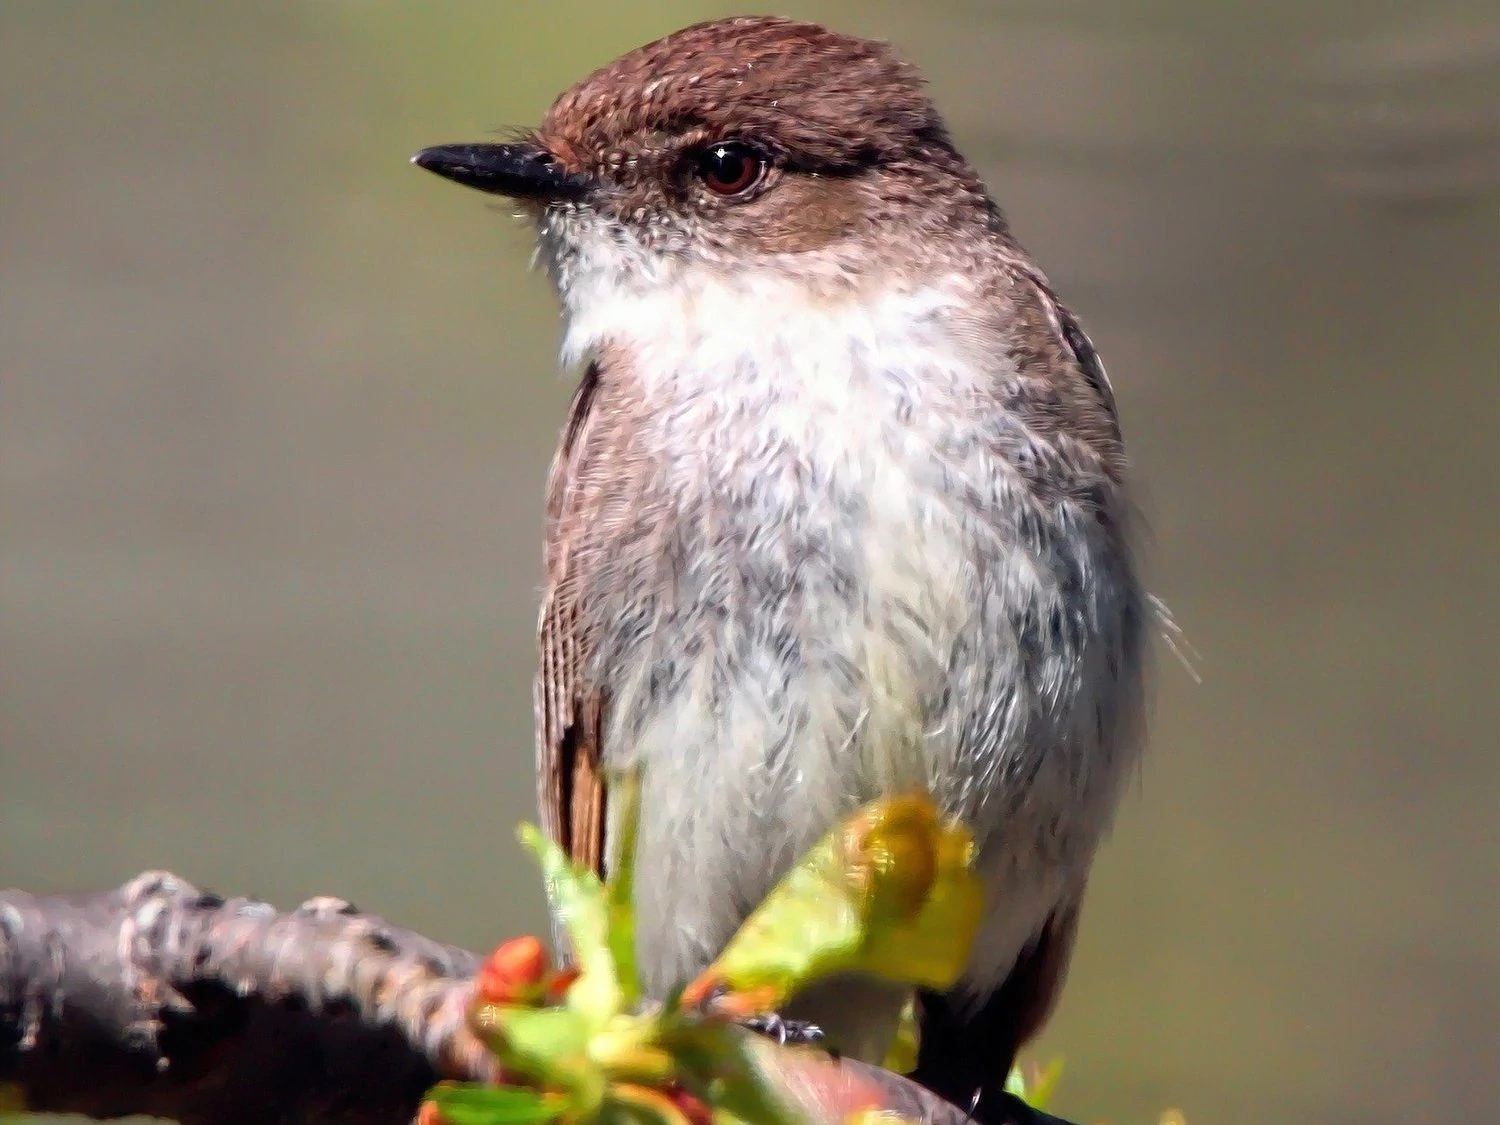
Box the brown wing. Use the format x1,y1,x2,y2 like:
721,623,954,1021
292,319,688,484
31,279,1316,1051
536,362,608,878
987,241,1126,490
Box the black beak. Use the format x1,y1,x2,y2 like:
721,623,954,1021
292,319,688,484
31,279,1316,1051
411,142,591,201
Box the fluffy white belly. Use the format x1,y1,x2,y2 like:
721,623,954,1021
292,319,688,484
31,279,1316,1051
569,268,1132,1014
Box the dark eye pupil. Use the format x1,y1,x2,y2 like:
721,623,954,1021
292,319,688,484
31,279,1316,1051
699,143,761,195
713,150,747,182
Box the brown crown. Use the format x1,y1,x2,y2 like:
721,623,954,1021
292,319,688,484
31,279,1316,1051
535,16,953,173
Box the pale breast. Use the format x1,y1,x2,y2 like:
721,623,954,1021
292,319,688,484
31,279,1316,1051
564,268,1144,996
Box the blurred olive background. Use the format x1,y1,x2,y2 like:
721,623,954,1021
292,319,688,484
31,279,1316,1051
2,2,1496,1122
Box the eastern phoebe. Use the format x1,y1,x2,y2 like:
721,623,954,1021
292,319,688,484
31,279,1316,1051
416,16,1148,1121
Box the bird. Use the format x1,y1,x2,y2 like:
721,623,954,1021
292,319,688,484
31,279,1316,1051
414,15,1148,1120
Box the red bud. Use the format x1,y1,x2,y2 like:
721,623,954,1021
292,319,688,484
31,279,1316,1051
476,935,550,1004
664,1085,714,1125
544,964,581,1002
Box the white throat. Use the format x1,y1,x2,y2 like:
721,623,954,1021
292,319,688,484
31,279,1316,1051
559,259,988,401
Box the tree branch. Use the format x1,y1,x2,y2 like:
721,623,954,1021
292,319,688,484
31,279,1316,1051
0,873,1069,1125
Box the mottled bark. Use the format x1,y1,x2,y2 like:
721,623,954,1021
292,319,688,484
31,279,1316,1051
0,872,1068,1125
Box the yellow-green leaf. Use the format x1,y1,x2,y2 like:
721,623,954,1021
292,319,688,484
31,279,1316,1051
603,768,643,1006
1004,1057,1064,1111
699,1032,806,1125
518,823,621,1023
483,1003,591,1080
426,1083,569,1125
880,994,919,1075
604,1084,695,1125
690,796,982,1012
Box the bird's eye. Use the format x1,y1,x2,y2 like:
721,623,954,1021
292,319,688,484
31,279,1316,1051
694,141,767,197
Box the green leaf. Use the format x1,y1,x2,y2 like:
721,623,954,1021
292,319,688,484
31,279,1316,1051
603,1083,697,1125
427,1084,568,1125
1004,1057,1064,1111
700,1034,805,1125
881,994,920,1074
603,768,642,1006
652,1009,743,1075
692,796,983,1013
488,1006,592,1079
1003,1066,1027,1100
517,823,622,1024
